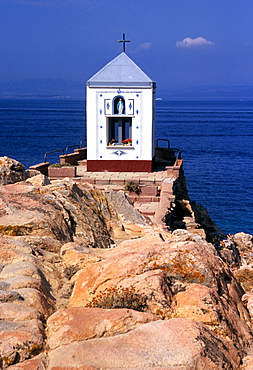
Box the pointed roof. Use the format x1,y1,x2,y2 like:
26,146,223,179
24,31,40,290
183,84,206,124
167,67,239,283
87,52,155,88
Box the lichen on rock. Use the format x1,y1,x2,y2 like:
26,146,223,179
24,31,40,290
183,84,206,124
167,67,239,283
1,158,253,369
0,157,40,186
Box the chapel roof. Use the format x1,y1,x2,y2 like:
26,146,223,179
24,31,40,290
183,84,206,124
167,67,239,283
87,52,155,88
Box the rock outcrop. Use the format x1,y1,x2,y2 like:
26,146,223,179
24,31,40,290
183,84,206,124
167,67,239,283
0,157,39,186
46,319,240,370
0,159,253,369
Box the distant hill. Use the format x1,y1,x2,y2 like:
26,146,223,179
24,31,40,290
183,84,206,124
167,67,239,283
161,85,253,99
0,79,253,99
0,79,86,98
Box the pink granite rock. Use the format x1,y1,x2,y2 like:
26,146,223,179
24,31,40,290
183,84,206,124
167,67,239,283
242,290,253,318
69,231,252,353
0,261,43,281
68,233,223,307
47,318,240,369
15,287,54,318
8,355,47,369
0,303,41,321
241,354,253,370
230,232,253,264
174,281,251,347
26,173,51,186
1,175,253,368
60,242,102,271
47,307,158,350
231,233,253,292
0,156,27,185
92,269,174,318
1,275,42,291
0,319,44,367
174,283,221,324
0,236,33,253
0,237,57,367
0,179,136,248
0,156,42,185
0,248,36,265
10,363,97,370
49,367,97,370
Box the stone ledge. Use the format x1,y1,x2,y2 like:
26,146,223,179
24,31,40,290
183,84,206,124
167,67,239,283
48,166,76,178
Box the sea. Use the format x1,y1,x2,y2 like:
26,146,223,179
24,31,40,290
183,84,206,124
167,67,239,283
0,98,252,236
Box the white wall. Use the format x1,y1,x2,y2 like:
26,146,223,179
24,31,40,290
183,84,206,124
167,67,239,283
86,86,155,161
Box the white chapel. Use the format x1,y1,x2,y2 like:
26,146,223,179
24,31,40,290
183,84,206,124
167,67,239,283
86,47,156,172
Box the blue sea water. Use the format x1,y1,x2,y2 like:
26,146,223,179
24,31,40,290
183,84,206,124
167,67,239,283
0,98,252,236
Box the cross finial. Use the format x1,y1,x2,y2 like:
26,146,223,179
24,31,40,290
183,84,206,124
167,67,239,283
118,33,130,53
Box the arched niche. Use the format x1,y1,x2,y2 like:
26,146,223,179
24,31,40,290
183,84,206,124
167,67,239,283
113,96,125,115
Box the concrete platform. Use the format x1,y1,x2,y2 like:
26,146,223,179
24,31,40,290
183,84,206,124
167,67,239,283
78,169,167,186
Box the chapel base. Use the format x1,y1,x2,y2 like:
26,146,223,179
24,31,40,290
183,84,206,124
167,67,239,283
87,159,154,172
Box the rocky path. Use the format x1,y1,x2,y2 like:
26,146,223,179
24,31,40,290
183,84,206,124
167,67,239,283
1,157,253,369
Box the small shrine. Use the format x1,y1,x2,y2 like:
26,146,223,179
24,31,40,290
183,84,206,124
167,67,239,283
86,35,156,172
30,36,182,226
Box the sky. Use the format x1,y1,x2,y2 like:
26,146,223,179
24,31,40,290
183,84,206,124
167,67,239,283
1,0,253,93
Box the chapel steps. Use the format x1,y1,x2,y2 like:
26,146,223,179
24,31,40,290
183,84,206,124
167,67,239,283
47,159,183,224
76,173,165,221
49,169,172,222
93,184,162,220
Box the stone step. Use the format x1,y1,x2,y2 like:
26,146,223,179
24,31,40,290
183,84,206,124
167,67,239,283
134,202,158,215
128,195,160,203
79,173,165,186
50,177,82,183
90,184,161,204
94,184,124,192
140,209,156,216
50,178,161,205
91,187,160,203
89,180,161,186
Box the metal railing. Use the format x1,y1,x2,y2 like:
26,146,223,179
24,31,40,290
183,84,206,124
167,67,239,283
44,139,87,162
171,148,182,165
65,144,80,155
44,149,64,163
156,138,171,149
79,139,87,149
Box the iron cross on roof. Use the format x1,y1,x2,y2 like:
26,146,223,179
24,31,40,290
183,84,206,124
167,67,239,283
118,34,130,53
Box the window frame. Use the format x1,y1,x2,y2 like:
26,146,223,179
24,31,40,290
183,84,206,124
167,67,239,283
106,115,134,147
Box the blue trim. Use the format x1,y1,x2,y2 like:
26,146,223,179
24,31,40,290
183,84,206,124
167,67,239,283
112,150,126,156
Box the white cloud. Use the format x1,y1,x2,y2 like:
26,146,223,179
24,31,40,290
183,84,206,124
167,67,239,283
137,42,152,50
131,42,153,54
176,37,215,48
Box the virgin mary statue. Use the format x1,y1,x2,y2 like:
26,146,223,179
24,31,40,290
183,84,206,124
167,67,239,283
117,98,124,114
